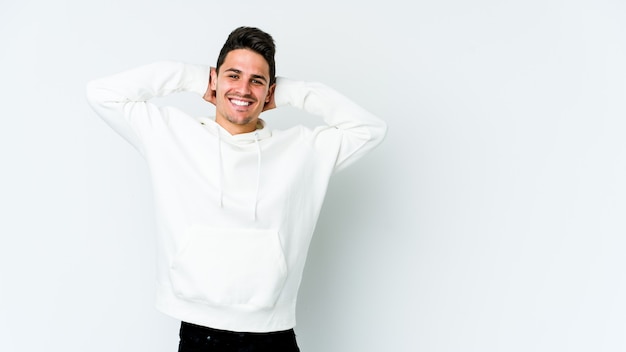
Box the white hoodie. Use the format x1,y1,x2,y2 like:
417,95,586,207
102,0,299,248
86,61,386,332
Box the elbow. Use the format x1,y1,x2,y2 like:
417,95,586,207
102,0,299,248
85,79,115,109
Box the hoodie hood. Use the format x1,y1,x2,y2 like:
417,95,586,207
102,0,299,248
198,116,272,144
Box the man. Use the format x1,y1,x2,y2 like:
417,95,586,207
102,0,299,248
86,26,386,351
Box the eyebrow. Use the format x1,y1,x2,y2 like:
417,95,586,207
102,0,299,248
224,68,267,83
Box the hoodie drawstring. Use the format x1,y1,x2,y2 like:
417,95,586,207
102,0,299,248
253,131,262,221
216,127,224,208
214,125,262,221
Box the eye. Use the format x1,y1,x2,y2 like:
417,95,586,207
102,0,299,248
229,74,239,79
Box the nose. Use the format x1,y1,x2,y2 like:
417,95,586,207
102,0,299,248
234,79,252,95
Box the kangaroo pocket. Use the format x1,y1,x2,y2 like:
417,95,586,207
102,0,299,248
169,227,288,309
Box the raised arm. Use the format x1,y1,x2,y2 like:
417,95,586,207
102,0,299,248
85,61,209,153
273,78,387,172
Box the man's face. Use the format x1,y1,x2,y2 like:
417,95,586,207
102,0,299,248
211,48,274,134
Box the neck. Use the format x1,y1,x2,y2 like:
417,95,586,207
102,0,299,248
215,116,258,135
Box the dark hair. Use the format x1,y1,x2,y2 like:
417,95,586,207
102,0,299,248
216,26,276,85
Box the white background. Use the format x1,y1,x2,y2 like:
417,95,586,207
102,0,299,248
1,0,625,351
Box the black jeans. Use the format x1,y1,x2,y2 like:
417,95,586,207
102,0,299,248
178,322,300,352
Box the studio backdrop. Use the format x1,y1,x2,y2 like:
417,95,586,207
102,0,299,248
1,1,625,351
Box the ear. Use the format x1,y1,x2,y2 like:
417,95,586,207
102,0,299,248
265,83,276,103
210,67,217,90
203,67,218,105
262,83,277,111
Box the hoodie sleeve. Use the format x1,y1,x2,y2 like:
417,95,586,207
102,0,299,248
273,77,387,173
85,61,210,155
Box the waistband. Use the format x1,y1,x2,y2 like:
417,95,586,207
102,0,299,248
180,321,295,340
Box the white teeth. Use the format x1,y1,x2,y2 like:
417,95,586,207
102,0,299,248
231,99,250,106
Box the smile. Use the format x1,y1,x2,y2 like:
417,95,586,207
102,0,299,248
230,99,252,107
